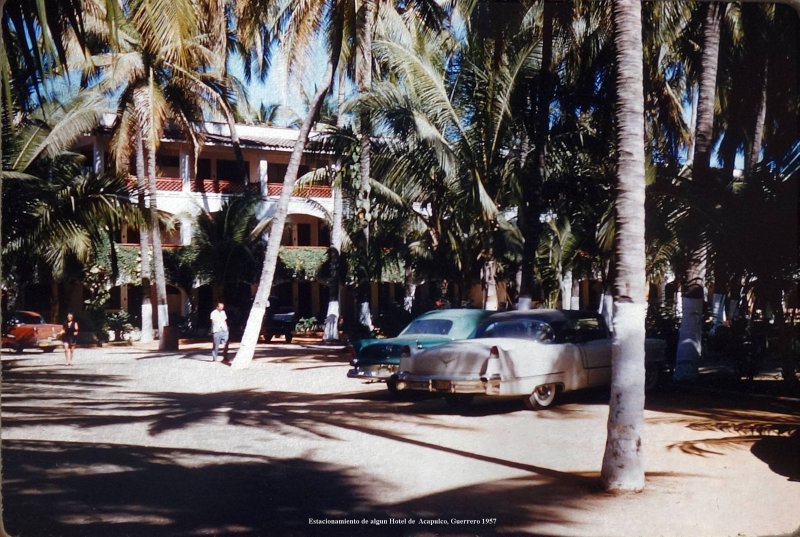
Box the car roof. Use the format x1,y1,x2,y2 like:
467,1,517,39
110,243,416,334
482,309,601,324
414,308,493,320
13,310,43,317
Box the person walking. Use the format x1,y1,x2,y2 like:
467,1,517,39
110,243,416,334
60,312,79,366
210,302,229,362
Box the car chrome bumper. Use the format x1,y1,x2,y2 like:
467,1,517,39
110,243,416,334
395,372,486,394
347,363,398,380
37,339,61,349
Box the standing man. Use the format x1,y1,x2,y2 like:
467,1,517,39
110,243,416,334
210,302,229,362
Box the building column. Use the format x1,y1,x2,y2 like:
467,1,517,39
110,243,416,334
259,159,268,197
371,283,379,316
311,282,320,317
92,137,105,173
180,216,192,246
180,146,192,193
179,147,193,245
121,284,129,313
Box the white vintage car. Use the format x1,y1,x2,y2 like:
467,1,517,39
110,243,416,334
395,309,666,409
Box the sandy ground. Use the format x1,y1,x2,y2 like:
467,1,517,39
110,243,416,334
1,341,798,537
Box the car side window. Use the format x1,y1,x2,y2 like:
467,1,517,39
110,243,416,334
569,317,607,342
479,320,554,342
403,319,454,336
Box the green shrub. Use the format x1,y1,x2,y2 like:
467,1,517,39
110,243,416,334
103,310,135,342
295,316,319,334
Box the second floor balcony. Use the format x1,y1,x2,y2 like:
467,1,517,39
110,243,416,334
144,177,333,198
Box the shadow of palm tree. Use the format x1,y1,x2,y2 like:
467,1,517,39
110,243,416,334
3,353,728,536
644,391,800,478
3,439,377,537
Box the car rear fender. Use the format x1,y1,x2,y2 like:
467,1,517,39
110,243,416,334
493,341,584,395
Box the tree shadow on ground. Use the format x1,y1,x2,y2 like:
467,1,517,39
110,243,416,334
1,438,622,537
645,390,800,479
3,358,739,537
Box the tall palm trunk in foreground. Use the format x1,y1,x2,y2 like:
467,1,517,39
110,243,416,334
136,131,154,342
324,72,347,343
232,57,339,369
601,0,647,492
356,0,376,331
674,2,722,383
147,136,170,340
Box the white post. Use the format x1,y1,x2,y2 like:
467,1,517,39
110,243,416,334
561,271,573,310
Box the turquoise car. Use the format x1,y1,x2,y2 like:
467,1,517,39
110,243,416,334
347,308,492,393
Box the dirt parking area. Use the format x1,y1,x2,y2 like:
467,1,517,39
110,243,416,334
2,342,799,537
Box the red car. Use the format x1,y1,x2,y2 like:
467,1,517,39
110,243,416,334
2,310,62,353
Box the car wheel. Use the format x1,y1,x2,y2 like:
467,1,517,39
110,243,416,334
386,375,399,396
43,347,56,353
644,363,660,392
14,345,24,354
525,383,557,410
263,332,273,343
284,333,293,344
444,394,474,408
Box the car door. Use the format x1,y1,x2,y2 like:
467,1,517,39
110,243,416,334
572,316,612,387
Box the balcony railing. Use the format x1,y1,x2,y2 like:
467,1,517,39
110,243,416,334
134,177,332,198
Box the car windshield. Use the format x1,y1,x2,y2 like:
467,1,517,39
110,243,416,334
402,319,454,336
477,319,555,342
14,312,44,324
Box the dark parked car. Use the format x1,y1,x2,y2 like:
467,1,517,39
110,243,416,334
261,298,297,343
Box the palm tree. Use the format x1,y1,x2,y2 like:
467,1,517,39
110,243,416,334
3,152,142,321
229,0,345,368
674,2,723,383
601,0,647,492
85,0,227,344
191,193,264,311
358,8,534,308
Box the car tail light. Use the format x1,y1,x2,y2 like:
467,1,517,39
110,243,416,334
481,346,502,394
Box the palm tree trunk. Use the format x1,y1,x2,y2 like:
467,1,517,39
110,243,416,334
481,256,498,310
675,2,722,383
231,58,340,369
136,131,154,343
403,259,416,313
323,185,343,342
601,0,647,493
146,134,169,340
356,0,376,331
746,58,769,174
693,2,722,177
518,1,555,308
324,71,347,343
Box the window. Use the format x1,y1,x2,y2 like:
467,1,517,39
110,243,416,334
197,159,211,180
402,319,454,336
479,319,554,342
216,159,249,181
297,223,312,246
567,316,607,342
156,155,179,168
318,223,330,246
267,163,288,183
281,224,294,246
